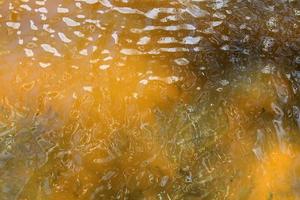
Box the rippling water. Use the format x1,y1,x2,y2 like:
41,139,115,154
0,0,299,199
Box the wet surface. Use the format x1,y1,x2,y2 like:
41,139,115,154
0,0,300,199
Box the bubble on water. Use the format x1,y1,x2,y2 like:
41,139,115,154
165,76,180,84
213,12,226,19
220,80,229,86
74,31,85,37
75,2,82,8
144,8,160,19
58,32,71,43
79,49,88,56
40,13,47,21
295,56,300,64
160,176,169,187
137,36,151,45
174,58,190,66
83,0,99,4
131,24,196,33
20,4,32,11
120,49,142,55
112,32,118,44
39,62,51,68
266,17,278,32
24,48,34,57
211,21,223,27
99,65,110,70
36,7,48,13
18,38,24,45
139,79,148,85
101,49,110,54
35,1,45,6
103,56,112,61
99,0,113,8
6,22,20,29
114,7,143,15
292,106,300,130
30,20,38,30
159,47,189,53
261,64,275,74
272,103,287,152
180,1,209,18
57,7,69,13
262,37,275,52
252,129,265,161
182,36,201,44
158,37,177,44
83,86,93,92
41,24,53,33
41,44,62,57
220,44,230,51
77,14,85,19
211,0,228,10
160,15,179,22
63,17,80,27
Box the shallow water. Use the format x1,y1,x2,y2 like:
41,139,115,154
0,0,299,199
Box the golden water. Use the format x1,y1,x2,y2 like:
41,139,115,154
0,0,300,199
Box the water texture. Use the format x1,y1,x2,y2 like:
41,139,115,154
0,0,299,199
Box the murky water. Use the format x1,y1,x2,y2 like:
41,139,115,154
0,0,299,199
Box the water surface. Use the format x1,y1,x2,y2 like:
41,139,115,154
0,0,300,199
